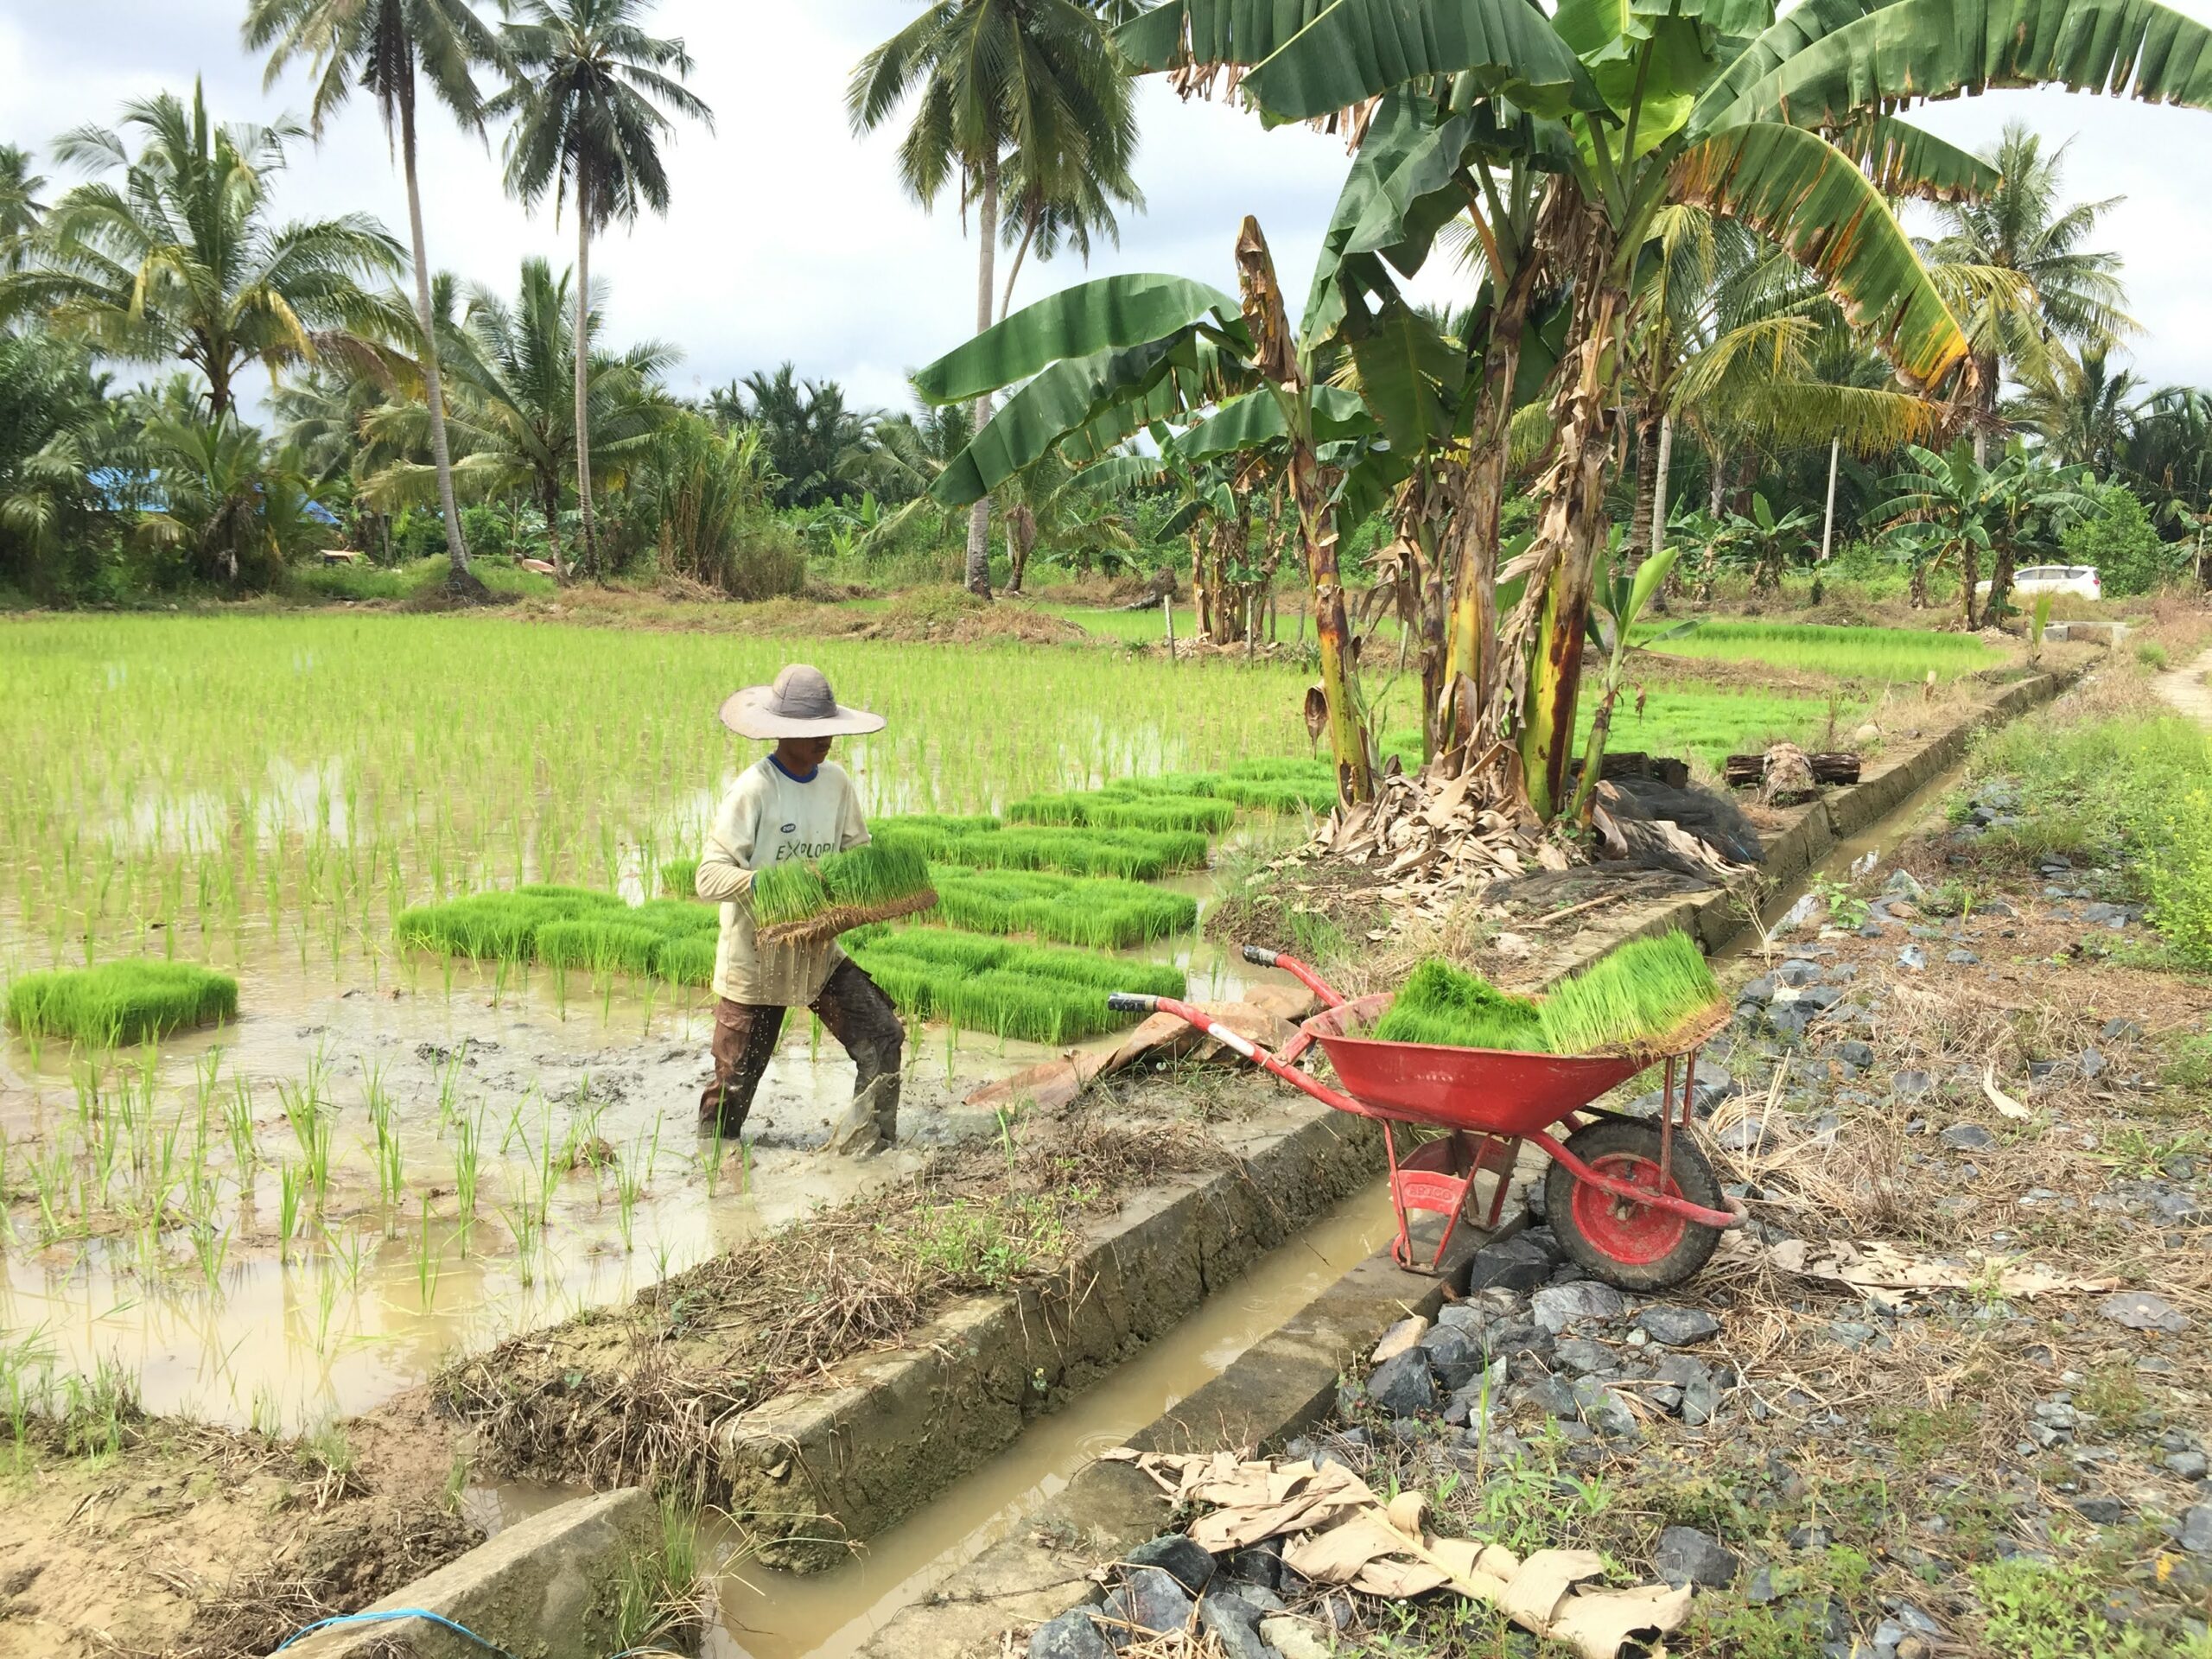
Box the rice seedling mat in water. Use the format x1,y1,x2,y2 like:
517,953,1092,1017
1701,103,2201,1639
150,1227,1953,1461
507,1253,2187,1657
4,961,239,1046
843,925,1186,1045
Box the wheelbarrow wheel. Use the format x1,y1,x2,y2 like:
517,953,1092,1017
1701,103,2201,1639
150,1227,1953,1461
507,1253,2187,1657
1546,1120,1724,1292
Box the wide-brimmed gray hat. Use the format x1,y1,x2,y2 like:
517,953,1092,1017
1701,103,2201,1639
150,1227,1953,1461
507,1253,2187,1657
719,664,886,739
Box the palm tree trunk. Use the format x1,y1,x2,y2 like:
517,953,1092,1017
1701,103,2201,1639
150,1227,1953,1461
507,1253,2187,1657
964,156,999,598
1972,350,1998,468
999,203,1039,322
1819,435,1840,562
1627,406,1661,558
1652,415,1672,556
574,197,597,580
399,79,470,582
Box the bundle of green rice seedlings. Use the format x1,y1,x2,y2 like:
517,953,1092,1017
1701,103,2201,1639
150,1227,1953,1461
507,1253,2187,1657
750,861,831,931
5,961,238,1046
853,926,1010,974
1007,793,1237,835
654,934,718,988
627,899,721,939
1001,944,1186,1000
1535,932,1723,1058
756,842,939,946
658,856,700,897
397,892,578,960
1372,960,1547,1052
536,918,667,976
930,867,1198,949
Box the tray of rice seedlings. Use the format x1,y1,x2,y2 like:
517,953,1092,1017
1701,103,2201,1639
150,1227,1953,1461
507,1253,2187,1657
753,842,938,947
654,934,718,988
658,856,699,896
5,961,239,1046
1371,960,1548,1051
843,926,1187,1043
1369,934,1723,1058
953,824,1208,880
929,866,1198,949
395,889,607,961
535,918,668,977
1535,933,1726,1058
1007,791,1238,835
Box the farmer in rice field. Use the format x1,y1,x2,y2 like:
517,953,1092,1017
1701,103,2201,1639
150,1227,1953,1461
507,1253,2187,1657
696,664,906,1155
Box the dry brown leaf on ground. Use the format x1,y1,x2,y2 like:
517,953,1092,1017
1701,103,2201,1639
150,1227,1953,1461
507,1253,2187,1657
1981,1060,2032,1121
1734,1235,2122,1308
1101,1450,1688,1659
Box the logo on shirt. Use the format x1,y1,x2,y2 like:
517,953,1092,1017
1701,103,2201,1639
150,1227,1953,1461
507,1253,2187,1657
781,823,798,834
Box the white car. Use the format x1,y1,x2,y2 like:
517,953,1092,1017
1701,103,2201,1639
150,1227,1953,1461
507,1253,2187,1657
1976,564,2101,601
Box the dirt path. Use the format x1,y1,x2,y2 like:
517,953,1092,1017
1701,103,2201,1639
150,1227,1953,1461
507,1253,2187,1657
2152,642,2212,726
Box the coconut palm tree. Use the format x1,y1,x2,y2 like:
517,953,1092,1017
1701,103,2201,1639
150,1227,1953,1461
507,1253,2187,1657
3,83,409,419
849,0,1139,598
2012,345,2145,474
245,0,505,585
0,145,47,272
360,256,675,562
1924,123,2134,462
488,0,711,578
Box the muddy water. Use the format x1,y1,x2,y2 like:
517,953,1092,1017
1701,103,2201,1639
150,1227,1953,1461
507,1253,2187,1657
1722,760,1969,956
0,944,1052,1430
701,1179,1394,1659
0,874,1307,1431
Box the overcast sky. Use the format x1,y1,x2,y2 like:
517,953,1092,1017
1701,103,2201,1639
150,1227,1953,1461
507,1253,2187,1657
5,1,2212,419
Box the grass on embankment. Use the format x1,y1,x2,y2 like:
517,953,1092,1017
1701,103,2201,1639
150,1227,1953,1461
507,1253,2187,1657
1964,694,2212,969
3,961,238,1045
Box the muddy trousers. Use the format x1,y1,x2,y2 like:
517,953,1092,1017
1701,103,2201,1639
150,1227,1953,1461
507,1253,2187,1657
698,959,905,1150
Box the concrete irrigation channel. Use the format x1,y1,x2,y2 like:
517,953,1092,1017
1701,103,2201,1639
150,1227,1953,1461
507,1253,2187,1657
307,664,2083,1659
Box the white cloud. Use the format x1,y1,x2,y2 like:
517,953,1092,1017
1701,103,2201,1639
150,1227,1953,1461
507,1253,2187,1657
5,1,2212,415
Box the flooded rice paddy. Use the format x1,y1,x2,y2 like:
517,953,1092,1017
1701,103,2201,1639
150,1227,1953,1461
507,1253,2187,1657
0,615,1315,1430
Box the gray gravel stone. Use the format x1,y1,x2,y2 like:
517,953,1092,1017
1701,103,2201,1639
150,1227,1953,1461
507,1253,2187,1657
1552,1338,1617,1375
1197,1590,1272,1659
1465,1235,1552,1294
1654,1526,1740,1588
1532,1281,1628,1332
1938,1123,1996,1152
1365,1350,1438,1419
1419,1324,1487,1391
1777,959,1824,986
2099,1291,2189,1333
2080,1046,2108,1079
1028,1609,1111,1659
1897,944,1927,971
1126,1534,1215,1594
2180,1506,2212,1555
2167,1451,2209,1480
2074,1497,2127,1525
1102,1567,1195,1640
1838,1039,1876,1069
1634,1306,1721,1346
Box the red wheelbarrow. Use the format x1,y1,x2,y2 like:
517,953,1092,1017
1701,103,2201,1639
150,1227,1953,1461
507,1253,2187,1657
1106,947,1746,1291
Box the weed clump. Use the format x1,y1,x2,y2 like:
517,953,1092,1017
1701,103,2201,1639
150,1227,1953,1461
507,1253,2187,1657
4,961,239,1045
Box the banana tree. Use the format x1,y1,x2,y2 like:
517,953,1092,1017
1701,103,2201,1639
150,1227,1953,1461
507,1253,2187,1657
1567,539,1696,823
912,219,1400,804
1117,0,2212,822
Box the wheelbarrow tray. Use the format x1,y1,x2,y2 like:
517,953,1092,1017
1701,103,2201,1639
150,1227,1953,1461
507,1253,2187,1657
1302,994,1645,1135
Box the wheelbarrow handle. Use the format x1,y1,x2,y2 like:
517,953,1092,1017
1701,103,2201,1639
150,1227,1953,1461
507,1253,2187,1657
1116,993,1366,1115
1106,993,1158,1014
1237,946,1346,1009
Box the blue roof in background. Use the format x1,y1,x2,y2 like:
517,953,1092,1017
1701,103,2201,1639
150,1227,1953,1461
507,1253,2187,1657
86,467,341,527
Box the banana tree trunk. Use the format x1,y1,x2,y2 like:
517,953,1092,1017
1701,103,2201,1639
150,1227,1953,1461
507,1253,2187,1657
1518,278,1624,823
1235,217,1370,806
965,156,1000,598
1439,242,1543,754
398,77,469,582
